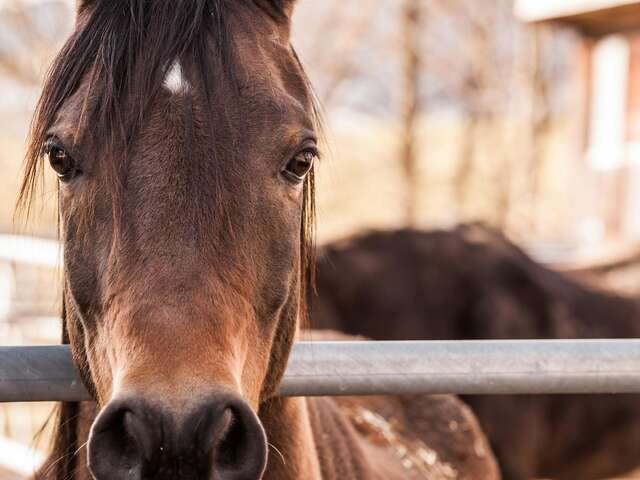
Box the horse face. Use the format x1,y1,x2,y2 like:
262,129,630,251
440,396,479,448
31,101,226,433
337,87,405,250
29,1,314,478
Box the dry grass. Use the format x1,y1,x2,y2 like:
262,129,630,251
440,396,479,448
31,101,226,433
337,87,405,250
315,113,580,244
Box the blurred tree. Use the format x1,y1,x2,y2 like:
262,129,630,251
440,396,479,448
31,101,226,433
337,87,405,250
293,0,569,233
424,0,560,230
523,25,554,230
0,0,71,86
400,0,421,226
300,1,378,106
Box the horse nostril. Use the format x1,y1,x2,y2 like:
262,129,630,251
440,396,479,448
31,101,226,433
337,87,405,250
87,399,159,480
195,395,267,480
217,410,246,470
87,395,266,480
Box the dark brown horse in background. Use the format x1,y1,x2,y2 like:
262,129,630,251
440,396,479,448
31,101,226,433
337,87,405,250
18,1,500,479
313,224,640,480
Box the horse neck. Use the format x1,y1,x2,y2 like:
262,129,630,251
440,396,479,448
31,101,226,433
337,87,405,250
259,396,323,480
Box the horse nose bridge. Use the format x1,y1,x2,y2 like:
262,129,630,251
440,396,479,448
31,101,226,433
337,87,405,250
111,297,243,350
112,344,244,404
120,240,251,289
115,275,253,336
103,297,254,401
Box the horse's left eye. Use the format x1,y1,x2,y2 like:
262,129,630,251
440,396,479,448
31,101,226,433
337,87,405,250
43,140,77,181
283,149,316,183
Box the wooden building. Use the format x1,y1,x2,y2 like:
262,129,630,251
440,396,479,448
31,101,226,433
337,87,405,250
516,1,640,242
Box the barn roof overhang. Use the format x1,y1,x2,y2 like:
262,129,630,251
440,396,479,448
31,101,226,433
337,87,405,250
515,0,640,36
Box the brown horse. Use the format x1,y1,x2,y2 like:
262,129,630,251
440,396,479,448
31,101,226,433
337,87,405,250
18,2,499,479
313,224,640,480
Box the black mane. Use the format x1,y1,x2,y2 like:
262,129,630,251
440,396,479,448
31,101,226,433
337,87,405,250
19,0,234,217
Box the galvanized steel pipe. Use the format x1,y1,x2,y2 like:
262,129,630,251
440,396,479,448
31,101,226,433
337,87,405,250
1,340,640,402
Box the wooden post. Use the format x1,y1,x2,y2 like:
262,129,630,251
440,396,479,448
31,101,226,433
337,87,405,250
570,35,596,241
577,36,595,158
599,35,630,238
623,32,640,236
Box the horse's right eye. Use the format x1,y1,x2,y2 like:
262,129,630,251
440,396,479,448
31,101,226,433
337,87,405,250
282,148,317,184
43,139,78,181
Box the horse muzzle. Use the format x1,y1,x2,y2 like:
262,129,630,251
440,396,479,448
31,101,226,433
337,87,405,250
87,392,267,480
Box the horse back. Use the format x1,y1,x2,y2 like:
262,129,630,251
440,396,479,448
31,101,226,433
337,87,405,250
307,394,500,479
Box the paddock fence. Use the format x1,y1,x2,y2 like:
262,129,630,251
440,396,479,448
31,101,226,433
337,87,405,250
1,339,640,402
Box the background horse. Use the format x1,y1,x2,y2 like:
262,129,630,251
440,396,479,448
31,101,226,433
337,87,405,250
18,1,499,479
313,223,640,480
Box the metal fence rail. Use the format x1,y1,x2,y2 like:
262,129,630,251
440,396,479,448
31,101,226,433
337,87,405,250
1,340,640,402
